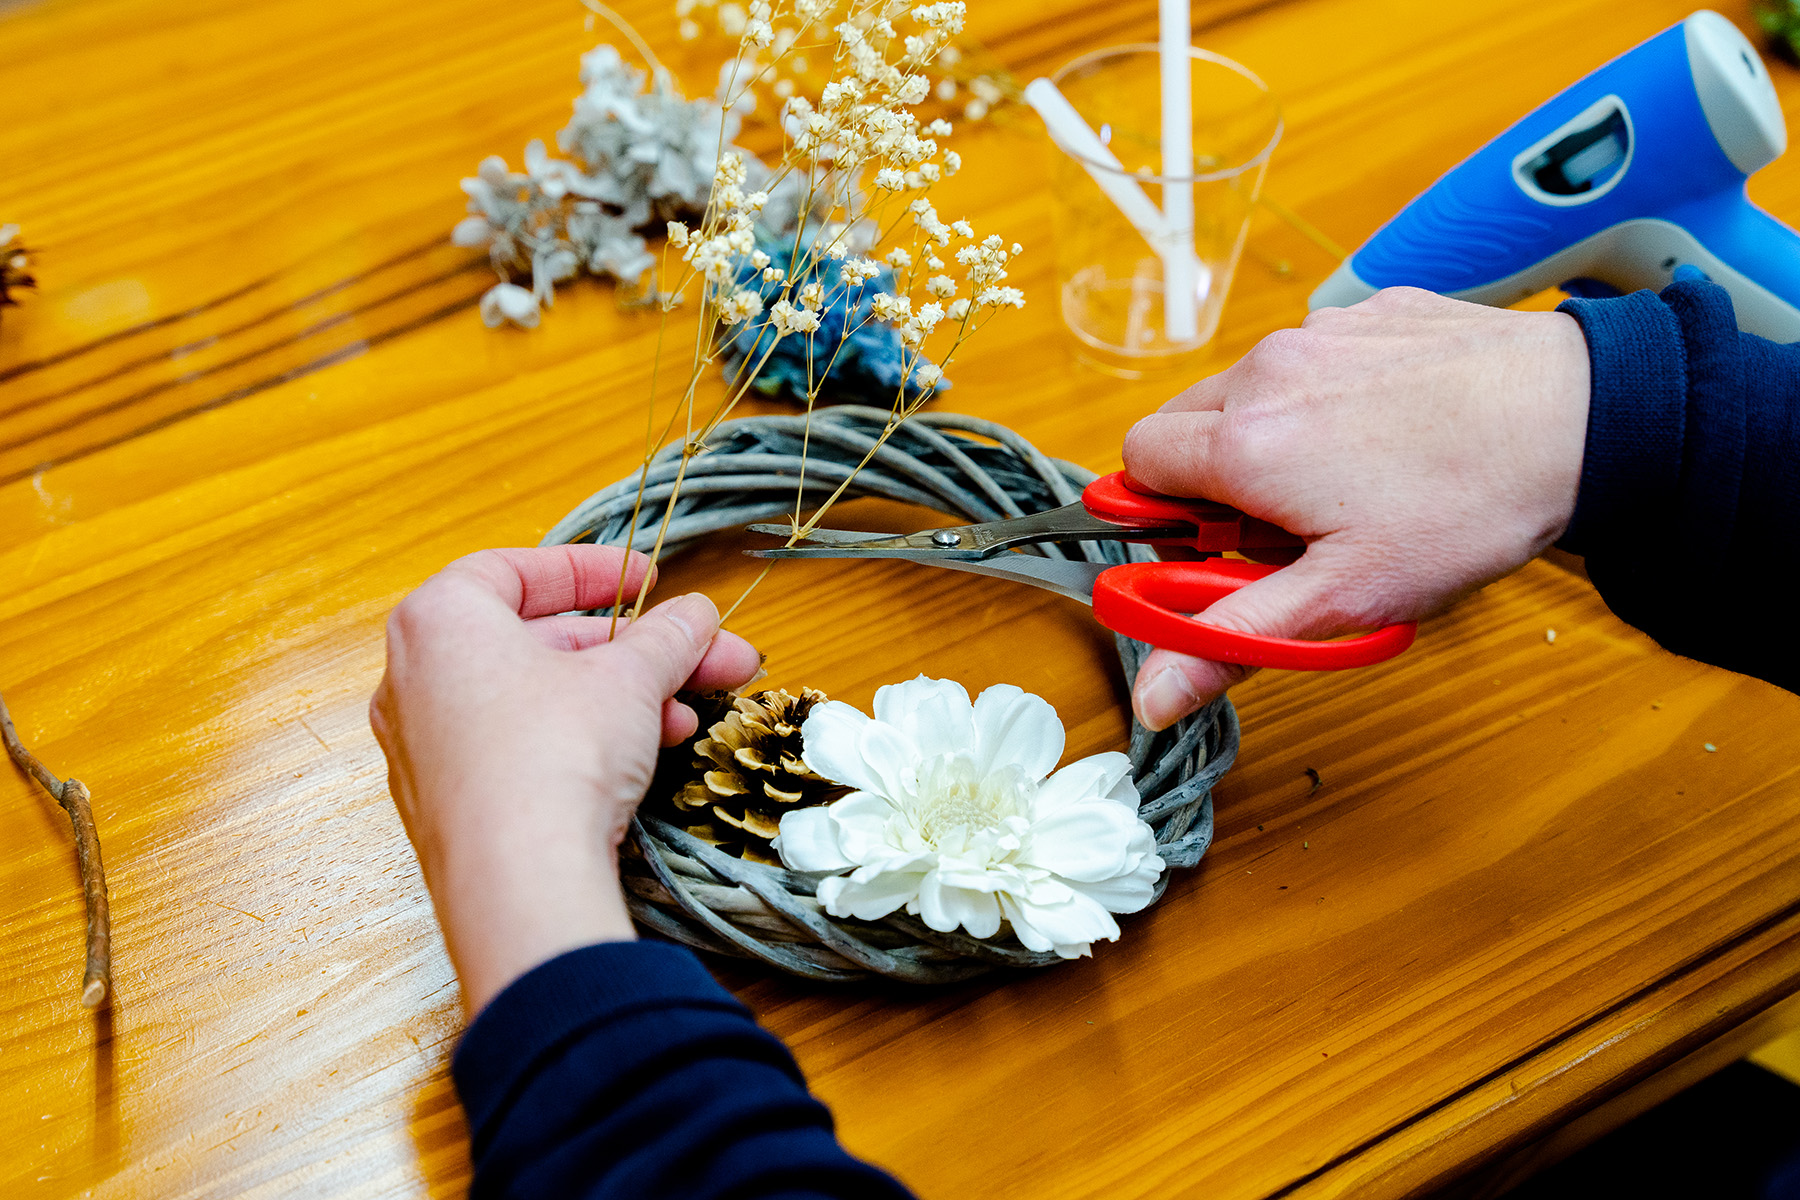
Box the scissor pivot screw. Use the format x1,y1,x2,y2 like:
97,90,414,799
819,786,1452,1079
931,529,962,547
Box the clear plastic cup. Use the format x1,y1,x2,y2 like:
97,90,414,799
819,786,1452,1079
1046,45,1282,377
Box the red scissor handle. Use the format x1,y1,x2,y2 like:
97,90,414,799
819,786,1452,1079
1091,559,1417,670
1081,471,1302,553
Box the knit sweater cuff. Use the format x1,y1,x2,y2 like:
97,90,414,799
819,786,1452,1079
452,941,745,1148
1555,289,1689,555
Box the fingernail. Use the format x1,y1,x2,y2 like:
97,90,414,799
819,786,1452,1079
1136,666,1197,732
663,592,719,644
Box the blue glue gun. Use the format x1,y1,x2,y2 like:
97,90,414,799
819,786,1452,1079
1310,11,1800,342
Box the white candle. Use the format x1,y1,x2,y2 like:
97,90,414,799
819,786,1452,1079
1159,0,1200,341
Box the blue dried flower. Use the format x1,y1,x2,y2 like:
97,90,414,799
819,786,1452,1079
719,241,946,405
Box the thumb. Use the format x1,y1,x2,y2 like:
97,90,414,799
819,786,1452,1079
1131,551,1348,731
609,592,723,700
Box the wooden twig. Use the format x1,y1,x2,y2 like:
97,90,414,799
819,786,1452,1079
0,689,111,1008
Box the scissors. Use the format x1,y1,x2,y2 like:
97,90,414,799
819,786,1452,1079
746,472,1416,670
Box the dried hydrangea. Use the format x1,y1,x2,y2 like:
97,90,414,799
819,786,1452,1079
0,225,35,314
559,46,739,222
451,45,744,327
718,238,946,403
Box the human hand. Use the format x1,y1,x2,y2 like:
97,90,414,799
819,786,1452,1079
370,545,762,1015
1123,287,1590,730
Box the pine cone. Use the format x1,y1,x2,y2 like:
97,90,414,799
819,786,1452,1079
0,229,34,310
667,687,848,864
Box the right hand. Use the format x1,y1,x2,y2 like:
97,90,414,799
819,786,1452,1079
1122,287,1591,730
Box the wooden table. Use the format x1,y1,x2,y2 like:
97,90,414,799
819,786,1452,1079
4,0,1799,1196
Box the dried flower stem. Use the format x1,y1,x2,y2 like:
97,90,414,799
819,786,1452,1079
0,690,111,1009
580,0,669,80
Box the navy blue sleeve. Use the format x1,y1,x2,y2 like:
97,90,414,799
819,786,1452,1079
1556,279,1799,693
452,941,916,1200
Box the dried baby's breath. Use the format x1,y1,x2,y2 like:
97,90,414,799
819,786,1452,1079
613,0,1027,627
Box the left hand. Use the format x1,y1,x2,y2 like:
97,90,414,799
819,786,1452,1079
370,545,762,1015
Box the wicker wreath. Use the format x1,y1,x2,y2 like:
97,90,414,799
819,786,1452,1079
542,406,1238,983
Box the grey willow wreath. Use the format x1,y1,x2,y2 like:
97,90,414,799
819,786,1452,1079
542,406,1237,983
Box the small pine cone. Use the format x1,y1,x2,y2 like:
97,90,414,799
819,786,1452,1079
670,687,848,859
0,230,34,310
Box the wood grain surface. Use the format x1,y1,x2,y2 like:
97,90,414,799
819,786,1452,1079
4,0,1798,1196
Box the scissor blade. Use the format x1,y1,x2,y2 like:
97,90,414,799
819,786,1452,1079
744,523,900,545
924,555,1107,605
747,544,965,561
744,537,1108,602
748,501,1193,562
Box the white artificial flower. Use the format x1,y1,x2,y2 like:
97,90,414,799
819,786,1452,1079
884,246,913,270
762,267,787,283
479,282,541,328
666,221,692,248
912,363,944,389
875,168,906,191
776,676,1164,959
926,274,956,299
